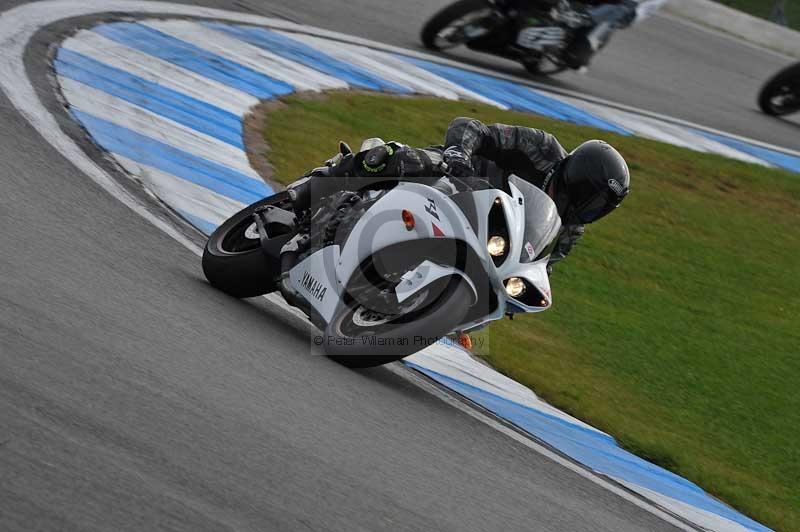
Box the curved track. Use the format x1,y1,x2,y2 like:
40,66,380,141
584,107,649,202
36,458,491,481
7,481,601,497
0,0,780,530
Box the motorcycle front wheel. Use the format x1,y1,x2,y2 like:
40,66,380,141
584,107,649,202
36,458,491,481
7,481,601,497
421,0,495,50
758,62,800,116
325,275,474,368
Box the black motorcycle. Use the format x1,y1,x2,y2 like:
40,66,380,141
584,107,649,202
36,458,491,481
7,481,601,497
758,62,800,117
420,0,658,75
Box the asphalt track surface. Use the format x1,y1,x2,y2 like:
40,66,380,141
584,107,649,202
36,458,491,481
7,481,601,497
0,0,782,530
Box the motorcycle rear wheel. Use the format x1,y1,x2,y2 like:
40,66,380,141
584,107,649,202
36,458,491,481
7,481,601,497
325,275,473,368
758,62,800,116
421,0,494,51
202,192,293,298
522,55,568,76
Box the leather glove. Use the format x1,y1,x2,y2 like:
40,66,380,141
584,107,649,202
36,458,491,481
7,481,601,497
442,146,474,178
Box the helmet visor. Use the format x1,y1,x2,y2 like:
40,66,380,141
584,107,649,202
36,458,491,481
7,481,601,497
573,186,628,223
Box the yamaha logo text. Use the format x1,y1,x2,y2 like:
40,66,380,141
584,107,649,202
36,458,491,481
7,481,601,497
300,271,327,301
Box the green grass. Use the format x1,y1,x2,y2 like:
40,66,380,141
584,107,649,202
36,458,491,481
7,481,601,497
261,92,800,531
713,0,800,31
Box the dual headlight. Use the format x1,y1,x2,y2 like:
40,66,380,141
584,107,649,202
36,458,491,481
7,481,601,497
487,235,507,257
487,200,525,299
505,277,547,307
504,277,526,297
487,237,525,297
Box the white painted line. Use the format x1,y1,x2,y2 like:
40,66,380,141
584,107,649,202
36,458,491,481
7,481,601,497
0,2,211,256
143,20,349,92
59,77,261,179
62,29,259,115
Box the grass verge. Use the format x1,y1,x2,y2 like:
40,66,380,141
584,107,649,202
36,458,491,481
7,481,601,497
259,91,800,531
713,0,800,32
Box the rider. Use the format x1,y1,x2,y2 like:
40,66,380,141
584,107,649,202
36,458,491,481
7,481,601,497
291,116,630,271
534,0,639,28
517,0,640,68
438,117,630,269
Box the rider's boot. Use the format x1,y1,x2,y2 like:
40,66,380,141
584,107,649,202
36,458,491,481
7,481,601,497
548,0,591,28
559,0,637,69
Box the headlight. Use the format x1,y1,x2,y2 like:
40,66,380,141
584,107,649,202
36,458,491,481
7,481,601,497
505,277,526,297
487,236,506,257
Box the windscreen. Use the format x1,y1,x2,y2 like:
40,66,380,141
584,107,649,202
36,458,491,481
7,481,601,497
508,175,562,263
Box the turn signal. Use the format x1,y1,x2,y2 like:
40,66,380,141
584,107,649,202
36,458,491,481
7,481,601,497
401,210,415,231
457,333,473,351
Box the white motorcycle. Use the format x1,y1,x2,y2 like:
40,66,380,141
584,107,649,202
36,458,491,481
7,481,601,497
202,142,561,367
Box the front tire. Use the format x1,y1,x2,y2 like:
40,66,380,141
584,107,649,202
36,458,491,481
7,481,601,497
421,0,493,51
758,63,800,116
202,192,292,298
325,276,474,368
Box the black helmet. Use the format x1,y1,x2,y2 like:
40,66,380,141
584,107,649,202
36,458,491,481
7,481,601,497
559,140,630,224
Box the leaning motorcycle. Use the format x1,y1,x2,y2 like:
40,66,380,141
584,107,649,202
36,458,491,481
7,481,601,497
420,0,665,75
202,143,561,368
758,62,800,116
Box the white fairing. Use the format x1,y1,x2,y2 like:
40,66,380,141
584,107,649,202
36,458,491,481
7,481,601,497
289,245,342,322
461,176,559,325
396,260,478,304
336,182,487,286
288,176,561,333
501,177,559,312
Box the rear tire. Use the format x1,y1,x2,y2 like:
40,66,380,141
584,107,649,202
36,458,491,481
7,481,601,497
758,63,800,116
202,193,292,298
325,276,474,368
421,0,493,51
522,55,568,76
